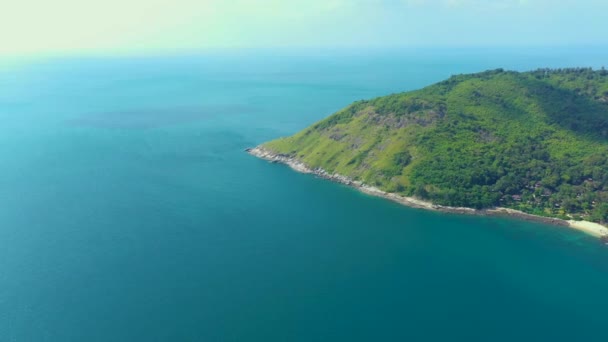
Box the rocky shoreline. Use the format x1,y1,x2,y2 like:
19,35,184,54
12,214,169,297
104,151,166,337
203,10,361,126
247,146,608,240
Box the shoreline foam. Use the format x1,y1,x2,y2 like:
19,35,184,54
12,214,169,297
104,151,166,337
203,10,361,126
247,146,608,240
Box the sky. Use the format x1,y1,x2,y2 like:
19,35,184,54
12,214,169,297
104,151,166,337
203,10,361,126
1,0,607,56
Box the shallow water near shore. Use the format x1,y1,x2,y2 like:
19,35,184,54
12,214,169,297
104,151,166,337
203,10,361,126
1,48,608,341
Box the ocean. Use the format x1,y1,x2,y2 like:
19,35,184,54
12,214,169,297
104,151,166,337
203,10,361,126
1,47,608,341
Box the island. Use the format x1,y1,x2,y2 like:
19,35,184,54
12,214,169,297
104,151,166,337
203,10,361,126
248,68,608,240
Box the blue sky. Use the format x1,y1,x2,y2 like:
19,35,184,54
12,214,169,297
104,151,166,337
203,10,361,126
1,0,607,55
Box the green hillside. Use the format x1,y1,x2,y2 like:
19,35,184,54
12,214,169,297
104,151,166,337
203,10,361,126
261,68,608,223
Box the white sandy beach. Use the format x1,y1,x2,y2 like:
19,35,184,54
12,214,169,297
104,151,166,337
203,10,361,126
567,220,608,238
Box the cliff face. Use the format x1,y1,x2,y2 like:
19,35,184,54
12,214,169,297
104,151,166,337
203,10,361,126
257,68,608,223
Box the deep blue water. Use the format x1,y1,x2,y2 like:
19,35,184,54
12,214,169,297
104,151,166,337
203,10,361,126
2,48,608,341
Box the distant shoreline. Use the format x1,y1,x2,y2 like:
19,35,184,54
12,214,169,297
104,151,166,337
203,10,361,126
247,146,608,240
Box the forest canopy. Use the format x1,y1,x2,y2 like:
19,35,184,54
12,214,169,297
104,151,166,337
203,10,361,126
264,68,608,223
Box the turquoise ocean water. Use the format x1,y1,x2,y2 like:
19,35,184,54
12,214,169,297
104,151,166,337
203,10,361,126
1,48,608,341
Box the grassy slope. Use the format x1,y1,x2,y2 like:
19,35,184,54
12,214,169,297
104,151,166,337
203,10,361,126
263,68,608,223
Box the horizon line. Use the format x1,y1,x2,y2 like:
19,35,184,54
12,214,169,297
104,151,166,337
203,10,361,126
2,44,608,60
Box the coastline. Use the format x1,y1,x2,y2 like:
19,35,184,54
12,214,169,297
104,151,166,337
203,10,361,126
247,146,608,240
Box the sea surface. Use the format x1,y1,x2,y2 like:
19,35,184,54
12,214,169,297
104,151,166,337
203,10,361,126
1,47,608,341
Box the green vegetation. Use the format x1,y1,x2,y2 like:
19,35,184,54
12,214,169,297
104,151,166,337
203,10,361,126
263,68,608,224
